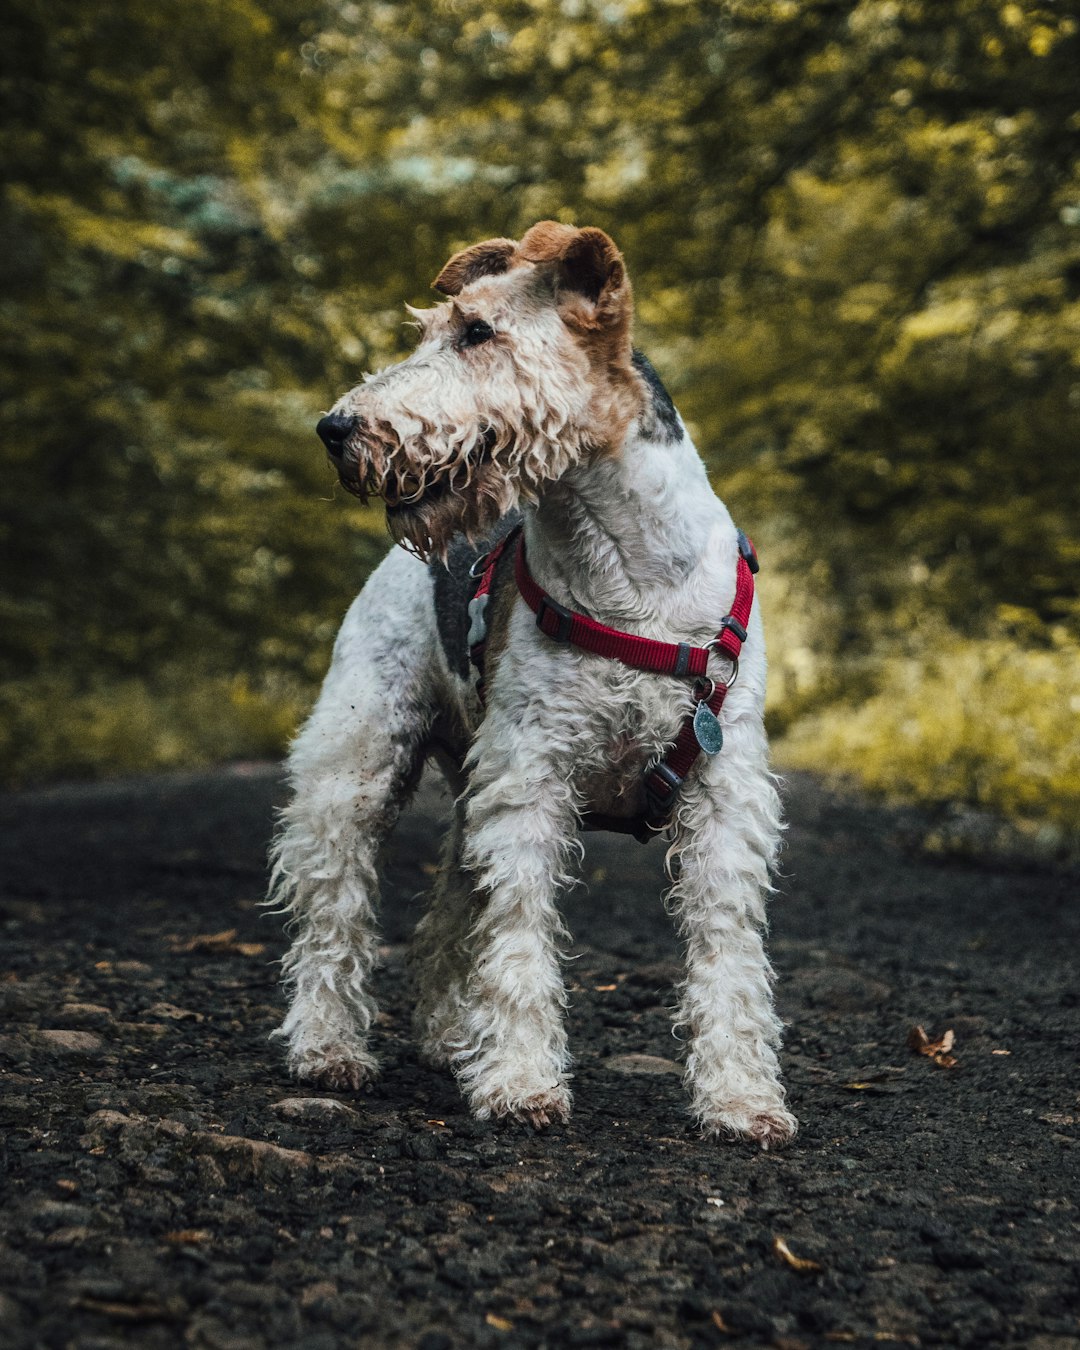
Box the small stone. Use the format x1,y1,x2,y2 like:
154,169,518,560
144,1002,203,1022
46,1226,94,1246
35,1029,104,1055
604,1054,683,1076
196,1132,314,1183
58,1003,112,1025
301,1280,338,1308
271,1097,363,1125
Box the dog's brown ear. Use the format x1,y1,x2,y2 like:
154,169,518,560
518,222,630,334
433,238,517,295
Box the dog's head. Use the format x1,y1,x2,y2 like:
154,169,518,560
316,222,645,559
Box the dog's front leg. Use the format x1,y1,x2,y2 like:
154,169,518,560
451,746,579,1128
667,709,798,1148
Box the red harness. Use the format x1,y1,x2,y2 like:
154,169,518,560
468,524,758,841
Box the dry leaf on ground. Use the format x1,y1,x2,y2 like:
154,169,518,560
773,1236,823,1272
907,1024,958,1068
168,929,265,957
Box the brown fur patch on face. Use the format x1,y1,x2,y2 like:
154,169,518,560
335,222,650,559
433,238,517,296
516,220,581,263
517,223,642,453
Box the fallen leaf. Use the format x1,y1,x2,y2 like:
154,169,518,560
711,1310,731,1332
71,1297,173,1321
167,930,265,957
485,1313,514,1331
773,1236,823,1272
594,984,617,992
841,1072,905,1094
163,1229,211,1245
169,929,237,952
907,1024,958,1069
991,1048,1011,1056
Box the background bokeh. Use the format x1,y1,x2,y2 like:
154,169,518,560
2,0,1078,845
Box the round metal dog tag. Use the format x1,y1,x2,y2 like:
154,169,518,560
693,701,724,755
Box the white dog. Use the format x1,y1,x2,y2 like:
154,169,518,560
268,222,795,1147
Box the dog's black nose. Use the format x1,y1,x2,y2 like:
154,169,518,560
316,413,359,458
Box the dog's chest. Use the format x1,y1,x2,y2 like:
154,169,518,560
576,733,651,816
570,670,693,818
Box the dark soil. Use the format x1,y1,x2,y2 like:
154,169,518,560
1,765,1077,1350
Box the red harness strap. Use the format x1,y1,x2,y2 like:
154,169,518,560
514,537,712,679
640,537,756,828
469,524,759,839
467,527,521,705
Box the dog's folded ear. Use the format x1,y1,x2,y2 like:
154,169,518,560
433,238,517,295
518,221,630,335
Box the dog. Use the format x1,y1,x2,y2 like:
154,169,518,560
268,222,795,1147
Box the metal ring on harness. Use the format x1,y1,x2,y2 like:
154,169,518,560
693,677,716,703
468,552,491,580
705,642,740,686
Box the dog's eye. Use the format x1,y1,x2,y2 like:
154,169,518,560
460,319,495,349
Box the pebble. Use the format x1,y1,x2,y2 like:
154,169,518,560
196,1133,314,1182
604,1054,682,1076
57,1003,112,1025
34,1029,104,1055
271,1097,363,1125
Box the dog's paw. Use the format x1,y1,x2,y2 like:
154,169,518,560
469,1081,572,1130
697,1101,798,1150
288,1043,378,1093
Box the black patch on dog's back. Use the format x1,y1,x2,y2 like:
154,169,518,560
632,350,681,445
429,511,523,679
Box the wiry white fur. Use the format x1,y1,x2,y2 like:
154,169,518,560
324,266,629,560
267,548,439,1088
268,237,795,1145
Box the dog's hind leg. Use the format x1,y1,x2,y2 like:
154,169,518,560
409,798,479,1066
666,696,798,1149
268,549,436,1091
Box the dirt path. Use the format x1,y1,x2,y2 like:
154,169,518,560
0,765,1077,1349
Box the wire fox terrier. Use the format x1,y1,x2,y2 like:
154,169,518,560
269,221,796,1147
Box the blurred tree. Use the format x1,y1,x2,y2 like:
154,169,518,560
1,0,1078,799
0,0,384,695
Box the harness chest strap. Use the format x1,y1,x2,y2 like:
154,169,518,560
467,528,519,705
468,524,759,837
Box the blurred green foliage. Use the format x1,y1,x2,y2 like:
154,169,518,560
2,0,1078,832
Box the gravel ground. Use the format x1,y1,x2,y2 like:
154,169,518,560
0,764,1077,1350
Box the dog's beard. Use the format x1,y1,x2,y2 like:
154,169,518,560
335,419,587,562
383,460,519,562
